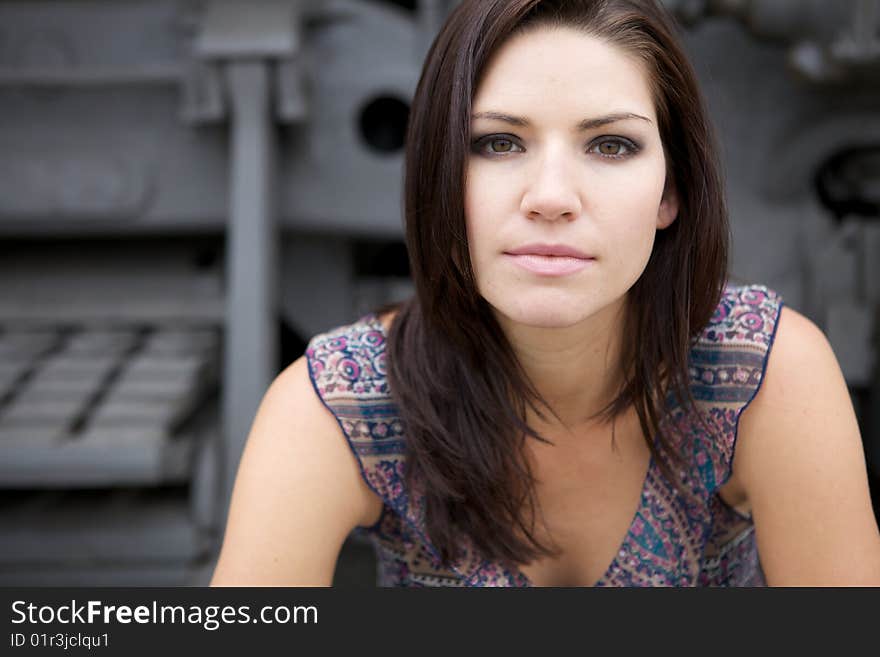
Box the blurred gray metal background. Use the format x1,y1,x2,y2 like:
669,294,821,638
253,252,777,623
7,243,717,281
0,0,877,586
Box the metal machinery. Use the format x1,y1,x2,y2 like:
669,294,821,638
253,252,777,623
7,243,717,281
0,0,877,586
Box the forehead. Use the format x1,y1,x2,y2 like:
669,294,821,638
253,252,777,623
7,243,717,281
473,26,656,123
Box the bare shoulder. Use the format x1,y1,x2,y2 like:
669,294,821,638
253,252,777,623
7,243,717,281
733,305,880,584
210,355,382,586
738,305,850,430
734,304,856,482
242,356,382,529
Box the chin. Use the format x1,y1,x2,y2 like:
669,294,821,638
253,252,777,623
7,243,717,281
491,294,599,330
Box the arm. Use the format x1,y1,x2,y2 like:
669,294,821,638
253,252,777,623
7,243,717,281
733,305,880,585
210,356,382,586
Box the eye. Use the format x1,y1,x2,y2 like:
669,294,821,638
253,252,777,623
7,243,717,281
471,134,524,156
589,136,639,159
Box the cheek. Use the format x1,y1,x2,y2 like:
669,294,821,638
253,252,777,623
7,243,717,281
464,179,500,266
465,170,498,218
595,157,665,222
591,167,666,265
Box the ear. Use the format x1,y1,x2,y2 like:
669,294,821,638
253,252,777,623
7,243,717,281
657,177,679,229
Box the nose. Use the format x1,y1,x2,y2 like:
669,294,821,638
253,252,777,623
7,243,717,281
520,148,582,222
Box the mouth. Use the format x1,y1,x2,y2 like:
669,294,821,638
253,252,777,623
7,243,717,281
504,251,595,276
503,243,594,259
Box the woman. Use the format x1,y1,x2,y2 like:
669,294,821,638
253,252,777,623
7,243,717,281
211,0,880,586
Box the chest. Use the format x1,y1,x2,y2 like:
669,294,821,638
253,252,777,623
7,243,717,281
517,421,653,587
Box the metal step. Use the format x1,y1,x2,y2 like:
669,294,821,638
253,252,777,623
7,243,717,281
0,323,219,487
0,488,213,569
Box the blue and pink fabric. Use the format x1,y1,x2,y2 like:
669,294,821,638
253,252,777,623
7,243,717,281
305,283,784,586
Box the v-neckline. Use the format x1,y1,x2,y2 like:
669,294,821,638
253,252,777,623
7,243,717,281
365,310,665,588
509,452,656,588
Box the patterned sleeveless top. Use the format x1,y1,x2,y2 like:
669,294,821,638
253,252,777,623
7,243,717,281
305,283,784,587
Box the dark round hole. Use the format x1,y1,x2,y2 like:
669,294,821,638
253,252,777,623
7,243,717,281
815,145,880,223
358,95,410,154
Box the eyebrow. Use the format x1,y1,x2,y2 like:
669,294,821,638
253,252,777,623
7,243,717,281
470,111,653,130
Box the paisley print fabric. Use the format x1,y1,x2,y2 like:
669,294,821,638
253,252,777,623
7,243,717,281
305,283,784,586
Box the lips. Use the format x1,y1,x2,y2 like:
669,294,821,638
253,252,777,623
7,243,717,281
502,243,595,277
504,243,594,259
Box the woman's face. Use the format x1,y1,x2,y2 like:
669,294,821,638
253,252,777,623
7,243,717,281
465,26,678,330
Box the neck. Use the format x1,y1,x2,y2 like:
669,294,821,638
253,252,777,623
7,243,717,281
495,295,629,434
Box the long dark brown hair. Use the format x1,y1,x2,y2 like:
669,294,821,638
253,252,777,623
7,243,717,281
384,0,729,568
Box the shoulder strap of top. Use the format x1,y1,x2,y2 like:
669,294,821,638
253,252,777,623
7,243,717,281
685,282,785,495
304,314,523,585
304,314,406,496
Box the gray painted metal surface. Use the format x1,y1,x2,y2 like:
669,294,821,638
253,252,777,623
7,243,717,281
221,59,278,518
0,0,877,586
